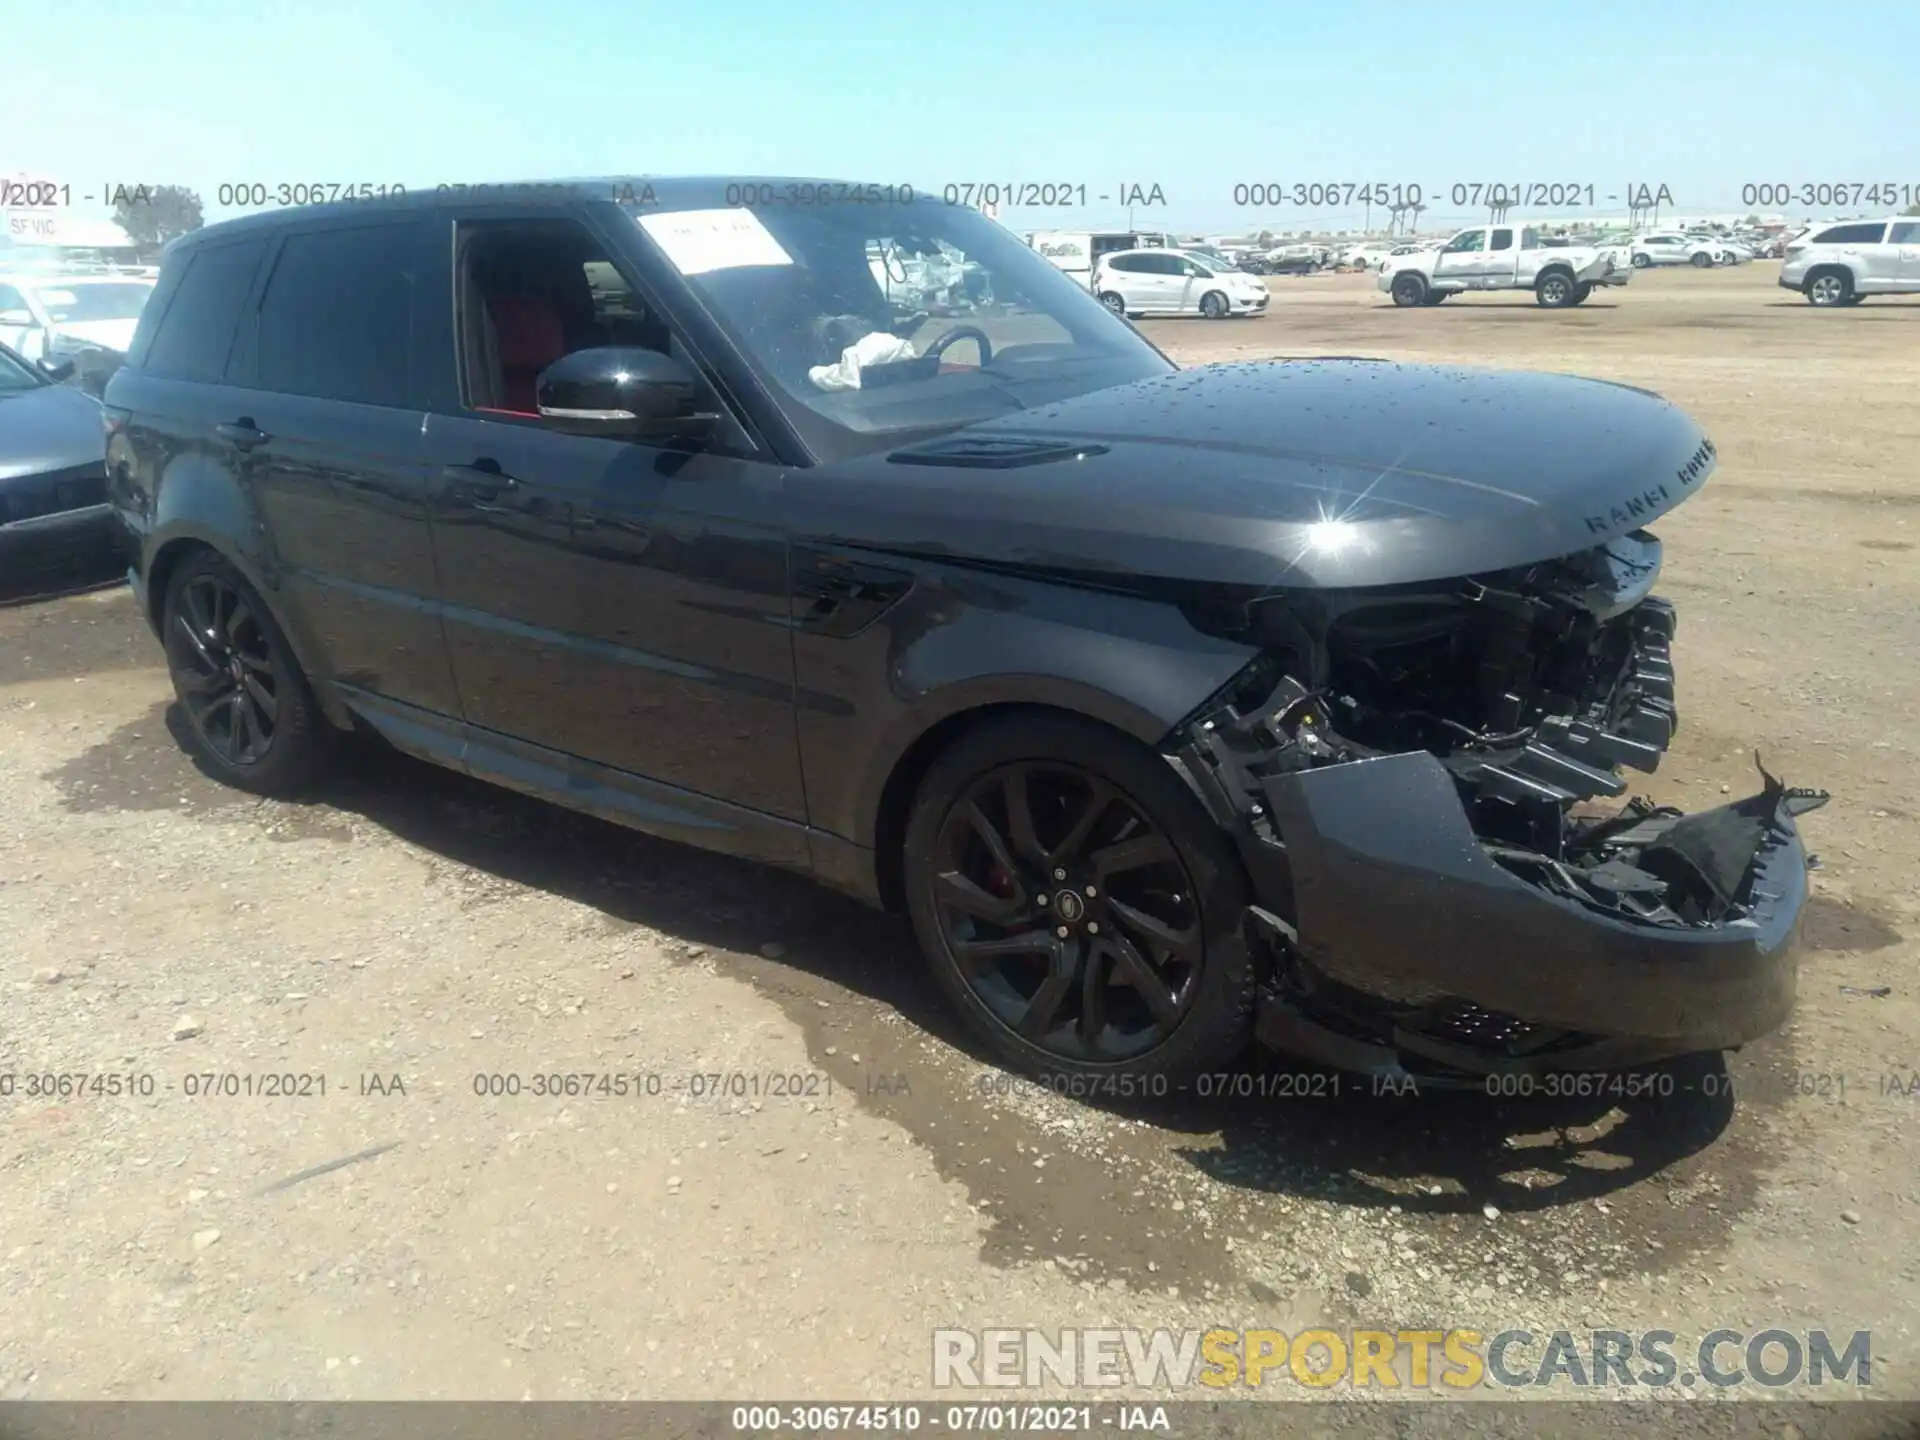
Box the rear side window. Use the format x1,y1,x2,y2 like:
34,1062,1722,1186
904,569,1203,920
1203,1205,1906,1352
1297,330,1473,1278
1490,228,1513,251
140,238,266,382
253,223,414,406
1105,255,1143,273
1813,223,1888,245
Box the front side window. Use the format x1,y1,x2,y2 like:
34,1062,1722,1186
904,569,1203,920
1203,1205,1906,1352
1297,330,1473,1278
1445,230,1486,254
253,225,414,405
142,238,267,382
634,198,1169,458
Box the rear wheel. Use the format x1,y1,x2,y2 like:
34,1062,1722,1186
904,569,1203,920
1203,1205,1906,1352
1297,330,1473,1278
1535,270,1578,307
1098,291,1128,317
903,715,1255,1084
1806,269,1852,307
1390,272,1428,307
1630,252,1652,268
161,551,330,795
1199,290,1229,320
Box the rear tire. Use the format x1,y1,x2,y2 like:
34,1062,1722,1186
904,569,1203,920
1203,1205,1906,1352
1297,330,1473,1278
1806,269,1852,307
1390,273,1428,307
161,550,331,796
1098,291,1128,317
1535,270,1578,307
902,714,1255,1085
1570,282,1593,305
1631,252,1652,268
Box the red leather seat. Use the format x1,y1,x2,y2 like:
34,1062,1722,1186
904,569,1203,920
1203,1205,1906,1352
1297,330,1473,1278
487,293,566,412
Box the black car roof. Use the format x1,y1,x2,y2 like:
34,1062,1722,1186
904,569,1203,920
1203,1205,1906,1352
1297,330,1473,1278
172,176,901,249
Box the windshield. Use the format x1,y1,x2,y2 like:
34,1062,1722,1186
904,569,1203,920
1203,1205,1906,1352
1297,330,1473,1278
634,199,1171,458
0,344,44,392
30,280,153,324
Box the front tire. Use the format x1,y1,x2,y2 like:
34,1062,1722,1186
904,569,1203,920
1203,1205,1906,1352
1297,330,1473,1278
1390,273,1428,307
903,715,1255,1084
1570,282,1593,305
1690,251,1713,268
1199,290,1229,320
161,551,330,796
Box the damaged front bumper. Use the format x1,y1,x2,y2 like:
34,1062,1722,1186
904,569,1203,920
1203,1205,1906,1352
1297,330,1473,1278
1172,598,1829,1079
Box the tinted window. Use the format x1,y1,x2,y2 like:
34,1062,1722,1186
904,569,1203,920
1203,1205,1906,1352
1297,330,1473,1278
1106,255,1144,273
251,224,414,405
1489,228,1513,251
142,239,266,382
1446,230,1485,253
1813,223,1888,245
1133,253,1176,275
1891,222,1920,244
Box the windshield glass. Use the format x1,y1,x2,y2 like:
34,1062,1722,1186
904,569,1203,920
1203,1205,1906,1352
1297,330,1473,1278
635,200,1171,457
0,344,44,392
31,281,153,324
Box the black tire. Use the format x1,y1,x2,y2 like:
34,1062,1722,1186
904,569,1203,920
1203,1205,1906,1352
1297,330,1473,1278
161,550,331,796
1423,292,1450,305
903,714,1255,1085
1570,282,1593,305
1097,291,1128,317
1843,294,1867,306
1690,251,1713,268
1806,269,1852,307
1390,272,1427,307
1199,290,1229,320
1535,270,1578,307
1630,252,1651,269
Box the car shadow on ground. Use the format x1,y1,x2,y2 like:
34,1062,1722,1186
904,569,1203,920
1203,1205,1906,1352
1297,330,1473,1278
115,705,1743,1212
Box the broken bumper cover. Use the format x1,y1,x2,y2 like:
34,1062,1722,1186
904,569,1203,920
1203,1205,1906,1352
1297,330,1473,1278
1259,750,1809,1066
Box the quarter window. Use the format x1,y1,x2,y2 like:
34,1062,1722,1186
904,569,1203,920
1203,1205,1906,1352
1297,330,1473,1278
1888,222,1920,244
140,239,266,382
1812,223,1888,245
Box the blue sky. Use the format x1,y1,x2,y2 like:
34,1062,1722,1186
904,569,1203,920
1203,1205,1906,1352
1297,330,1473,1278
11,0,1918,233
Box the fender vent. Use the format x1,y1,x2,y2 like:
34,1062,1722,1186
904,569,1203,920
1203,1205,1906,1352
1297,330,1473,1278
888,437,1109,469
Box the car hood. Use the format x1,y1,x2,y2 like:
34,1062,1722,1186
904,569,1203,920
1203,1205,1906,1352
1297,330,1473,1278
0,380,105,483
49,319,139,353
808,359,1716,590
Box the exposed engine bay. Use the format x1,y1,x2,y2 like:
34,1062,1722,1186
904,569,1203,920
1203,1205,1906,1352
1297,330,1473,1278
1169,528,1830,1078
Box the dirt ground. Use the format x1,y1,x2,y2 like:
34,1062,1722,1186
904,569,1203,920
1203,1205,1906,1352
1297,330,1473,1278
2,262,1916,1414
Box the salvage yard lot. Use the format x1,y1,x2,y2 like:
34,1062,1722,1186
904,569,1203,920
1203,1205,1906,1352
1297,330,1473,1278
2,261,1916,1405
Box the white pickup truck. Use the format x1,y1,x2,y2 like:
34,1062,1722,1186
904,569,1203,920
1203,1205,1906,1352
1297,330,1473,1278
1377,223,1629,307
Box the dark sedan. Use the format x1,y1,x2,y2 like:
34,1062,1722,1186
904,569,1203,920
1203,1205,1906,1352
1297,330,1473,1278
103,178,1825,1088
0,343,116,588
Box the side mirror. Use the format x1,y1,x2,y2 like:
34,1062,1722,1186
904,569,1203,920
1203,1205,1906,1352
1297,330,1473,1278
37,356,76,382
535,347,717,441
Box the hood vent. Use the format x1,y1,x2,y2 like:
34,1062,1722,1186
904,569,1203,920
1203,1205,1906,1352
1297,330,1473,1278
888,436,1110,470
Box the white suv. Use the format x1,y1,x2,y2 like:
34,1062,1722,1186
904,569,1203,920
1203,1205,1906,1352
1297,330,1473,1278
1628,232,1730,268
1779,218,1920,306
1091,248,1270,319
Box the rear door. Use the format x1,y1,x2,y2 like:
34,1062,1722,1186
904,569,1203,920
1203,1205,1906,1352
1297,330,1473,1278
1484,227,1517,285
1104,254,1152,310
224,215,461,719
1891,221,1920,287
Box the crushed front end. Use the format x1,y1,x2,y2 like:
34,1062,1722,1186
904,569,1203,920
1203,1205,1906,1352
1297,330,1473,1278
1168,530,1829,1080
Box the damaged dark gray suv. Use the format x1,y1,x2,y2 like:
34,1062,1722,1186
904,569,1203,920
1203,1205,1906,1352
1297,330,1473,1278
103,177,1826,1086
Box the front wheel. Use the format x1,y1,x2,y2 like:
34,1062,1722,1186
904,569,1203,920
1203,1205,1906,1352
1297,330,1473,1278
903,715,1255,1084
1691,251,1714,268
1570,282,1593,305
161,550,331,795
1097,291,1128,317
1199,290,1229,320
1390,273,1428,307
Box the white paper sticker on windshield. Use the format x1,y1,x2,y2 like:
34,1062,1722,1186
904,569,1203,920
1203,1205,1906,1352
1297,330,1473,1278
637,208,794,275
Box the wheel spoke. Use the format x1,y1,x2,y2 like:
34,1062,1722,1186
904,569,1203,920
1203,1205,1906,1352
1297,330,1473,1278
240,671,278,723
1002,768,1048,868
950,929,1056,971
1016,938,1079,1040
174,611,219,669
230,691,258,761
1105,930,1182,1025
934,869,1024,926
961,801,1021,884
1050,780,1114,868
235,647,274,677
1109,897,1203,965
1090,832,1176,881
1078,940,1113,1043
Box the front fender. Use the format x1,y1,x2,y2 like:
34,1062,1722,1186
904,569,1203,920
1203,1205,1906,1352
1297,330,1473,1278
794,563,1260,847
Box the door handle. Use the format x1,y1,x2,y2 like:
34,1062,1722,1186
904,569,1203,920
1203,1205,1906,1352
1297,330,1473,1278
441,461,523,506
215,419,269,451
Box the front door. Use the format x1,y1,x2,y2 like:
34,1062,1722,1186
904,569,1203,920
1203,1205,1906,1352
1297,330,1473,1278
416,210,808,848
1433,229,1486,284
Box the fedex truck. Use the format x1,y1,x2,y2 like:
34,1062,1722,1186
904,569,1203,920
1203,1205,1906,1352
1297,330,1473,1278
1026,230,1171,289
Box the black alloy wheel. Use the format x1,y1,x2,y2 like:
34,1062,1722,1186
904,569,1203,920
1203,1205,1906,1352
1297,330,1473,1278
904,716,1255,1082
162,552,328,793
